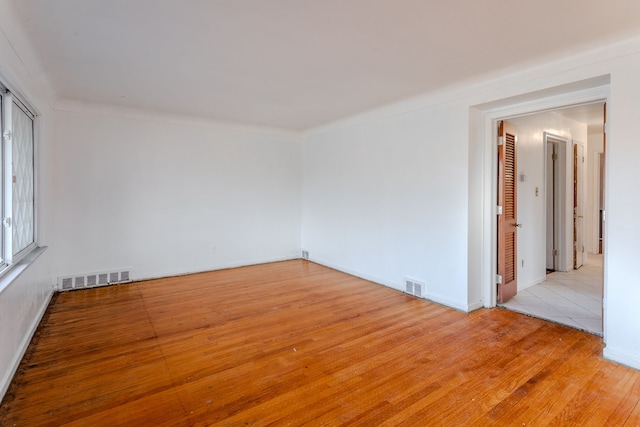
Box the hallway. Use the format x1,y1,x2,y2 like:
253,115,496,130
500,254,603,335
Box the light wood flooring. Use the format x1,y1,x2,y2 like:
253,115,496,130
1,260,639,426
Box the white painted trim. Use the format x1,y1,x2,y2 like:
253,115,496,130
306,31,626,137
1,91,12,264
544,133,570,272
485,85,610,122
0,246,46,296
474,85,610,311
33,96,43,248
518,275,547,292
573,140,587,269
306,256,400,291
0,282,53,402
425,295,475,313
467,300,485,312
130,254,301,284
308,257,476,313
0,67,42,119
603,347,640,371
54,99,303,141
591,153,603,253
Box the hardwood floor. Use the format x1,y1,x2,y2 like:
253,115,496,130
1,260,639,426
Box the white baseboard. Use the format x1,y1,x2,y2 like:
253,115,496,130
466,300,485,312
0,288,54,402
307,257,472,312
603,346,640,371
423,292,474,312
117,254,300,285
517,275,547,292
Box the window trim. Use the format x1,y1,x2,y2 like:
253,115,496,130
0,79,40,279
9,96,37,259
0,246,47,296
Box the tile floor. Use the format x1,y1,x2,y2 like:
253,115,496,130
499,254,603,335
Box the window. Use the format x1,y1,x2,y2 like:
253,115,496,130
0,85,37,270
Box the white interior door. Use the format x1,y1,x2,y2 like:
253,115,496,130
575,141,585,268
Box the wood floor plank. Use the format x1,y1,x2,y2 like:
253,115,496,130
603,373,640,426
497,347,603,424
1,259,638,426
624,399,640,427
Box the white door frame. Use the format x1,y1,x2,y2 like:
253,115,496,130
574,140,586,268
472,84,609,310
544,133,570,272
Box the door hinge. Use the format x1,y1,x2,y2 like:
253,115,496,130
552,249,558,256
2,130,11,141
2,217,11,228
498,136,504,146
552,153,558,160
604,122,608,134
496,274,503,285
496,205,503,215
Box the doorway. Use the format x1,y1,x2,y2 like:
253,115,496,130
468,77,609,328
497,101,606,335
544,133,569,273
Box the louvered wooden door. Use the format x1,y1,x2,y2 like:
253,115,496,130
497,121,518,303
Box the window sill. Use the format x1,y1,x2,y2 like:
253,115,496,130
0,246,48,296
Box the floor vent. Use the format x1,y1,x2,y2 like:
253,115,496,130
58,269,132,291
405,278,425,298
301,250,310,260
61,277,73,290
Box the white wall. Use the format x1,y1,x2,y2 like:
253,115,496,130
3,0,640,402
53,106,303,281
303,35,640,368
303,103,470,310
602,58,640,367
0,0,54,401
509,112,587,288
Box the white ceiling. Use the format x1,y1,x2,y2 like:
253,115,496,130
10,0,640,130
555,102,605,127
